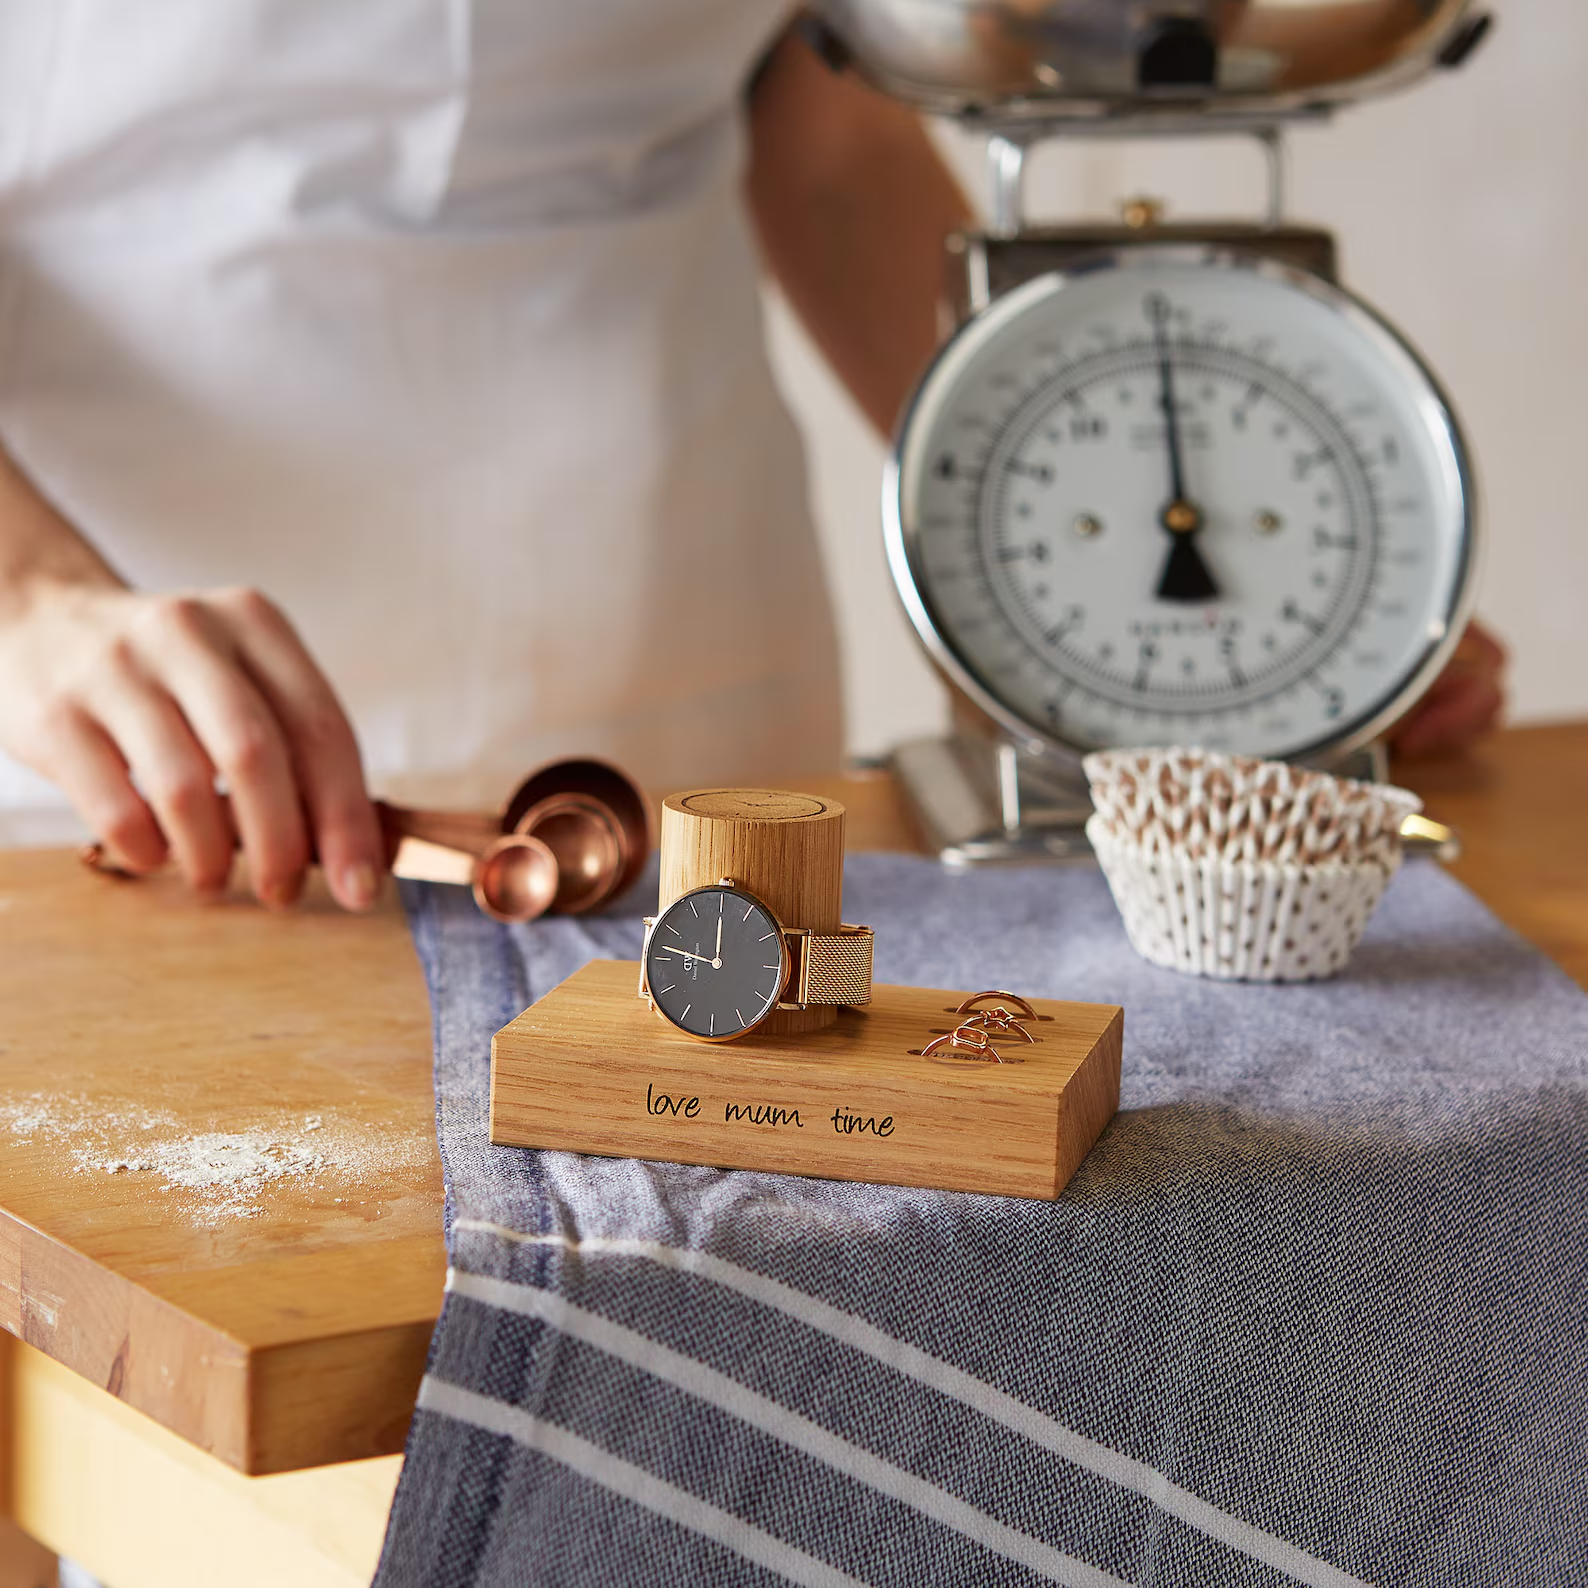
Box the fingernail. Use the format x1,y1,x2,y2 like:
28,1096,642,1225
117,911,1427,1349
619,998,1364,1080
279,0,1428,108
263,876,304,910
339,862,379,911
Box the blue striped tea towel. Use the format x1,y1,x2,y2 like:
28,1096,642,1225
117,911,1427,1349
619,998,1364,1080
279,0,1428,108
375,855,1588,1587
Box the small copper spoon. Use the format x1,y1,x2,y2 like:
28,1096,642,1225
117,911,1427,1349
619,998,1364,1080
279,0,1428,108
468,833,561,924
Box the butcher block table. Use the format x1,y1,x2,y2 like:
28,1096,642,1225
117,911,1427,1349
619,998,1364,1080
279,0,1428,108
2,721,1586,1588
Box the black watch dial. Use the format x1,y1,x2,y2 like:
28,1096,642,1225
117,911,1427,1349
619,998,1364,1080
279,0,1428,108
645,885,788,1040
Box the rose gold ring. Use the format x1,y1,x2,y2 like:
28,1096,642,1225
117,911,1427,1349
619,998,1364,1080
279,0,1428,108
921,1024,1002,1063
960,1009,1036,1044
956,990,1036,1020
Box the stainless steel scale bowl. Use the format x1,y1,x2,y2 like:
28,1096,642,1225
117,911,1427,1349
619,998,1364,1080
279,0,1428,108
808,0,1491,122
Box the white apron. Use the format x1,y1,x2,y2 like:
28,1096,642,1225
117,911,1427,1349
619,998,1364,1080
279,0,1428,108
0,0,842,835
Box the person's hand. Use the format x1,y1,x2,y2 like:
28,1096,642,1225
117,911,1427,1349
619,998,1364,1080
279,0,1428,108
0,576,384,910
1388,619,1508,757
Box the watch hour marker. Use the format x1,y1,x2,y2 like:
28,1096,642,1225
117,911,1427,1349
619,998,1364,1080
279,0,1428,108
735,1009,745,1027
759,932,775,941
680,1004,691,1020
742,905,754,921
658,984,676,994
689,900,698,918
709,1013,715,1035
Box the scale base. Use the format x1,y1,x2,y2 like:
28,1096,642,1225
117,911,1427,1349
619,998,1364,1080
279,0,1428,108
890,727,1390,869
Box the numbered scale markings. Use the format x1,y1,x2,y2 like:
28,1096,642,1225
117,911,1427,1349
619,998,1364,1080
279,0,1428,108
888,248,1477,762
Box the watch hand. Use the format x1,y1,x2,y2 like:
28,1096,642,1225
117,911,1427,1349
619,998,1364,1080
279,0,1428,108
1147,294,1220,604
657,943,721,969
715,914,722,960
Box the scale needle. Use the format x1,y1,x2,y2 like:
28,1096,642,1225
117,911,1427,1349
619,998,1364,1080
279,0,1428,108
1147,294,1220,604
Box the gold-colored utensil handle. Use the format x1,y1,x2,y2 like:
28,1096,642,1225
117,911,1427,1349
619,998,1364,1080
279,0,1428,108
1400,812,1461,863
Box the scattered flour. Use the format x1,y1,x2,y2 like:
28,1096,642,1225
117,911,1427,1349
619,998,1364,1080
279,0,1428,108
91,1132,328,1217
3,1101,54,1140
2,1092,175,1145
2,1091,427,1226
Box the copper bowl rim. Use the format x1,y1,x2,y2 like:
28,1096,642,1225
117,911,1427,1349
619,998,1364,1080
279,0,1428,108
514,792,625,916
501,757,651,904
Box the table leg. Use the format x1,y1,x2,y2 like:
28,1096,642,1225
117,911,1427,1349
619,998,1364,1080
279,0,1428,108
0,1517,57,1588
1,1337,57,1588
1,1333,399,1588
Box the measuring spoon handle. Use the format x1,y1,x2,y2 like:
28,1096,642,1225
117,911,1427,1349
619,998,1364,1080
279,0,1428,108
373,802,501,861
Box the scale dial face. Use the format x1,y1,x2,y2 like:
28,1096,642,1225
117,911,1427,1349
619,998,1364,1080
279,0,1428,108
644,884,789,1041
888,247,1477,762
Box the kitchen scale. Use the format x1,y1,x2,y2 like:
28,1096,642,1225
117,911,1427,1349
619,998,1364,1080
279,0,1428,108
808,0,1493,863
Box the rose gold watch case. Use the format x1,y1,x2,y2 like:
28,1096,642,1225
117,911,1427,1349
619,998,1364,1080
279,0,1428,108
638,880,794,1044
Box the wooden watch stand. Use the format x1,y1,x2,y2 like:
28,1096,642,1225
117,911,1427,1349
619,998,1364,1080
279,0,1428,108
489,788,1123,1199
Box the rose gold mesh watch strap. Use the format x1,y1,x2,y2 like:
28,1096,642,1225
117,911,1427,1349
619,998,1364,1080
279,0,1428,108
786,925,873,1007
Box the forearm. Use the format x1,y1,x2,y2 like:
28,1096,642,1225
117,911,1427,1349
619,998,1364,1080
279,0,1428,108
747,31,972,438
0,445,125,622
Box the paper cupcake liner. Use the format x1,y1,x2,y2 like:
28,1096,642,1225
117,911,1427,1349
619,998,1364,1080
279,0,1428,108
1082,748,1421,869
1087,815,1396,982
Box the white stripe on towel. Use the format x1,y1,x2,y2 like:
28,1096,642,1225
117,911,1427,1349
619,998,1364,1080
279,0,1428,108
447,1267,1131,1588
452,1222,1374,1588
419,1377,866,1588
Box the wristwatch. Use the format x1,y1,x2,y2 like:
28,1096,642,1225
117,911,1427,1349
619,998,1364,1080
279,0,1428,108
638,877,873,1042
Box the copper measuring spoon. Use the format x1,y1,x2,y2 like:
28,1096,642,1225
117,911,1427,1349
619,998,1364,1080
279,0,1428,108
376,807,561,925
382,763,649,920
502,758,650,910
511,792,624,915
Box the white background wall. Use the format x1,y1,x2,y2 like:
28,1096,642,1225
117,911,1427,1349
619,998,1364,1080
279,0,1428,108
766,0,1587,761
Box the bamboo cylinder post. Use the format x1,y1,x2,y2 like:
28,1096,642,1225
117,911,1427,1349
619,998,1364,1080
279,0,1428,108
658,789,847,1036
